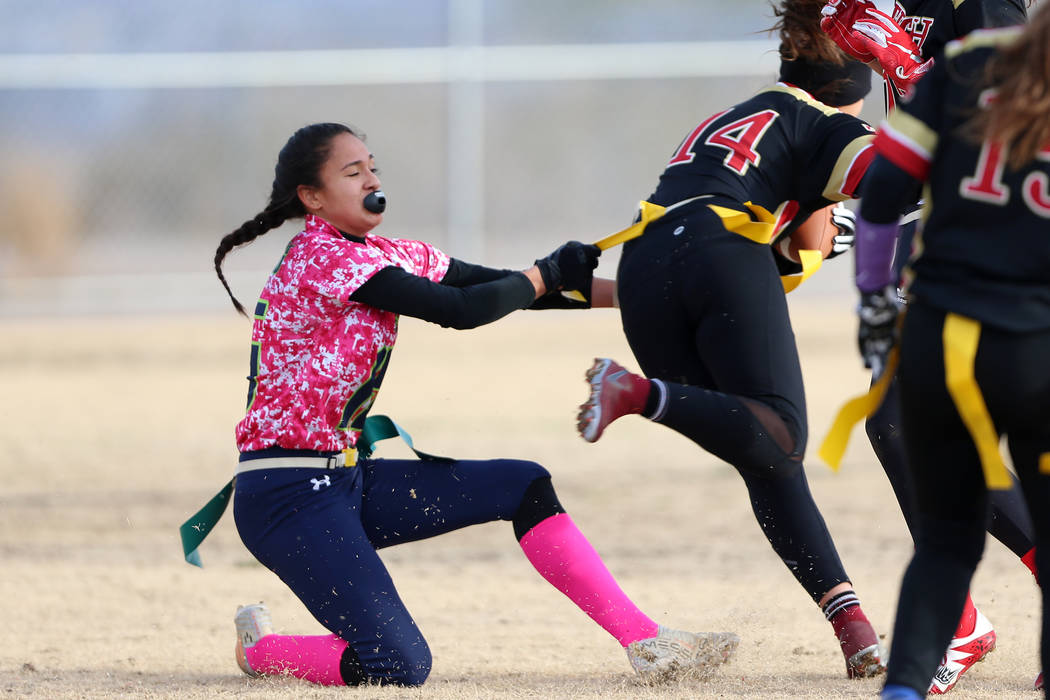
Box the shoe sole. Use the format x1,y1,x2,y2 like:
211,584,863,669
578,358,614,443
632,632,740,685
847,643,887,679
929,635,996,694
234,603,274,678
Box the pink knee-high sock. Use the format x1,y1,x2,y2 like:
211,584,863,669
518,512,658,646
245,633,347,686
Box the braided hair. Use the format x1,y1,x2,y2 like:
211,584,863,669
214,122,359,316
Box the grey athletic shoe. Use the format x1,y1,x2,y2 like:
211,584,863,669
625,625,740,684
234,602,274,676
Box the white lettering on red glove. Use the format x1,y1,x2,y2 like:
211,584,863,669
821,0,877,64
821,0,933,95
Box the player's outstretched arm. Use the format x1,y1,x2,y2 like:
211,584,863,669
590,278,618,308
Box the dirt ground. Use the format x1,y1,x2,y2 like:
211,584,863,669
1,300,1041,698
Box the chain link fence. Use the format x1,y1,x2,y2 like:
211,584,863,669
1,1,858,315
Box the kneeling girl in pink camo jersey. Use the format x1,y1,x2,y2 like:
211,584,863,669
211,122,739,687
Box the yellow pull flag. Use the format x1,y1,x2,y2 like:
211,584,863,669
943,314,1011,489
781,249,823,293
707,201,777,244
593,200,669,250
562,201,668,302
818,348,899,470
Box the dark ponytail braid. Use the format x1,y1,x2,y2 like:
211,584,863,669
214,122,360,316
214,205,296,316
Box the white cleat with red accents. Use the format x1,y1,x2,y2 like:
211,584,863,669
928,607,996,694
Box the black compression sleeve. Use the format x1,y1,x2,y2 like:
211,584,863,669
858,157,923,225
349,265,535,330
441,258,516,286
440,258,590,310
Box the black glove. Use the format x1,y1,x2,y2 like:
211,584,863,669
826,204,856,259
528,291,591,310
857,285,900,378
534,241,601,293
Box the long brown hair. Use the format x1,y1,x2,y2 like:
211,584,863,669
771,0,847,65
970,4,1050,169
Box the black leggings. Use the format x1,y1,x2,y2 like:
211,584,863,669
887,301,1050,693
617,208,849,602
866,377,1035,557
871,216,1035,558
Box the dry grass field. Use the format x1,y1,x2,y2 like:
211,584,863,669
1,300,1041,698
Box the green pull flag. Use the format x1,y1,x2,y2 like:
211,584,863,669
179,478,234,567
180,415,446,566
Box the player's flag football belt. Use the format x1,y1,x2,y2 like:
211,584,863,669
819,312,1013,491
235,445,358,473
576,198,822,296
178,414,448,567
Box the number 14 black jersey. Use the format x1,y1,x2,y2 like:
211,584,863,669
648,84,875,225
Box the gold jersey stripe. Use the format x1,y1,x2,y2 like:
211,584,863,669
884,110,939,161
945,26,1022,59
822,134,875,201
762,83,841,117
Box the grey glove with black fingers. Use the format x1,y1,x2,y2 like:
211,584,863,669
857,284,900,379
826,204,857,259
534,241,601,295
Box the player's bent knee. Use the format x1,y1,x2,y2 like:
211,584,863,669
342,637,432,686
739,397,803,456
393,644,432,687
512,476,566,540
507,459,550,483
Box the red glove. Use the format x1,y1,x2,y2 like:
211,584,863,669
821,0,933,94
820,0,877,64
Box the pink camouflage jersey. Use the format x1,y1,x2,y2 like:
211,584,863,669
235,214,451,453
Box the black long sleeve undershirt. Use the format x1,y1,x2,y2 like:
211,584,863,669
439,258,515,287
348,258,535,330
859,156,923,224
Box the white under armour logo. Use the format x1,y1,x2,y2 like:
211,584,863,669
310,476,331,491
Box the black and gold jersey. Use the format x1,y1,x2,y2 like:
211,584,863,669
648,83,874,227
874,28,1050,331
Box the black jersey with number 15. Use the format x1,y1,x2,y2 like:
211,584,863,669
648,84,875,225
875,28,1050,331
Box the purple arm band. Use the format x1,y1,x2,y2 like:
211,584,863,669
854,214,899,293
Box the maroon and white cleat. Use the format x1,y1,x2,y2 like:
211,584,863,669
576,358,650,443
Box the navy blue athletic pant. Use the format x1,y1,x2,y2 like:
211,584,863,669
234,455,549,686
616,205,849,602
